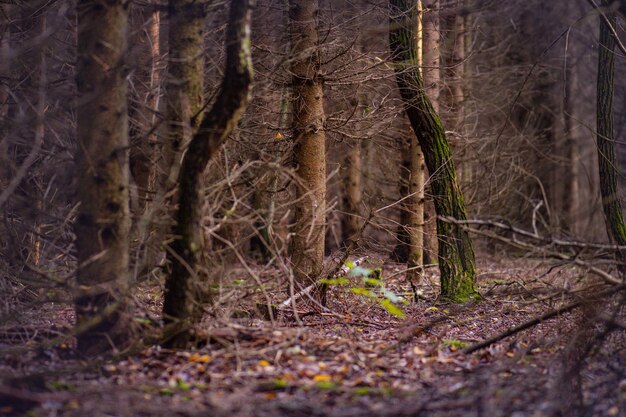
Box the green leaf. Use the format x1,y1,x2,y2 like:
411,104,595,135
364,277,381,287
177,380,191,391
381,299,405,318
345,261,354,269
315,381,338,390
319,277,350,285
159,388,174,396
351,287,375,298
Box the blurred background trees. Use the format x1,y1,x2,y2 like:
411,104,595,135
0,0,624,350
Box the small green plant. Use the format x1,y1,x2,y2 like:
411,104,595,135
328,261,408,319
442,338,469,350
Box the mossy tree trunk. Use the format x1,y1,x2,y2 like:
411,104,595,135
390,0,478,302
288,0,327,301
162,0,254,348
596,5,626,261
75,0,132,354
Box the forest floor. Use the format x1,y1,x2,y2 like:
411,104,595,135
0,254,625,417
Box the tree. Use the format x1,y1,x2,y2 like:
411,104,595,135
75,0,132,354
595,2,626,258
390,0,478,302
162,0,254,347
288,0,327,300
405,0,428,284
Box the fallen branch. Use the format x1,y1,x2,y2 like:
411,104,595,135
462,286,624,354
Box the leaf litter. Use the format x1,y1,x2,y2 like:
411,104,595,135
0,256,624,417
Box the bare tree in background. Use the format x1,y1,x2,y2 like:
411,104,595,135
390,0,478,302
288,0,327,301
75,0,132,354
595,0,626,256
162,0,254,348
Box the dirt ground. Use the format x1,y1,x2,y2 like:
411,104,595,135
0,256,624,417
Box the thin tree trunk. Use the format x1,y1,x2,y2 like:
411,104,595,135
288,0,327,301
0,4,10,195
342,137,362,244
251,0,291,261
421,0,439,266
406,0,427,283
562,62,579,235
75,0,132,354
390,0,478,302
162,0,254,348
596,5,626,259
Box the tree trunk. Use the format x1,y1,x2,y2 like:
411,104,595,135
250,0,291,261
288,0,327,300
161,0,205,192
75,0,132,354
596,5,626,257
562,61,579,235
162,0,254,348
421,0,440,266
406,0,427,284
342,137,362,244
390,0,478,302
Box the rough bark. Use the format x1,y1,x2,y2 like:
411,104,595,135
390,0,478,302
421,0,439,265
288,0,327,299
129,2,161,210
162,0,254,348
596,6,626,256
161,0,205,191
406,0,427,284
75,0,132,354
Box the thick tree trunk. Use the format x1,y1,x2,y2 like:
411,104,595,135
288,0,327,300
390,0,478,302
596,6,626,255
75,0,132,354
161,0,205,192
162,0,254,348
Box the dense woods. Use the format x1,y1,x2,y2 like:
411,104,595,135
0,1,625,416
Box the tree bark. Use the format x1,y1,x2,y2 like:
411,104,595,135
406,0,427,284
421,0,439,265
75,0,132,354
288,0,327,300
161,0,205,192
390,0,478,302
596,5,626,257
342,135,362,244
162,0,254,348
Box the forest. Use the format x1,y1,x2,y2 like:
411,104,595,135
0,0,625,416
